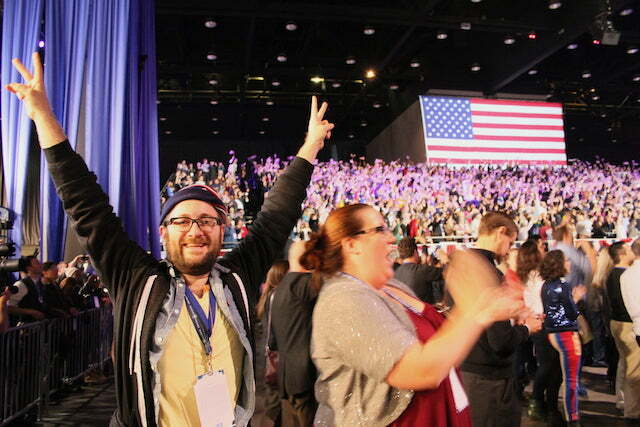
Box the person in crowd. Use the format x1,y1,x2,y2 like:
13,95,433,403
619,238,640,424
393,237,444,305
59,267,86,310
520,240,561,422
586,247,612,368
460,212,542,427
607,241,639,423
0,288,10,333
41,261,77,317
6,52,333,427
306,204,528,427
255,259,289,426
7,255,47,323
553,225,596,290
541,250,587,426
270,241,317,426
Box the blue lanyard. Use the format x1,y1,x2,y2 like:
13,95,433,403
184,286,217,355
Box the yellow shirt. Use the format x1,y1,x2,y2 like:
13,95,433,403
158,286,244,427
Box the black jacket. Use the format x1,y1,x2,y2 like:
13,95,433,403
393,263,443,304
270,272,317,397
460,249,529,379
45,141,313,427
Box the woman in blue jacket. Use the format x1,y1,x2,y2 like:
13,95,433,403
540,250,587,426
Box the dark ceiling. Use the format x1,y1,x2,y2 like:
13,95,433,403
155,0,640,169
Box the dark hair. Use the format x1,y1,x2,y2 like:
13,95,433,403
256,260,289,319
539,250,567,281
397,237,418,259
478,211,517,237
516,240,542,282
21,255,37,273
42,261,58,272
299,204,370,291
608,241,627,265
632,238,640,257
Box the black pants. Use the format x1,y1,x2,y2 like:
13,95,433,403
532,332,562,412
461,371,521,427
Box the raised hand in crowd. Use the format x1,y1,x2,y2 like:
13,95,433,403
297,96,334,163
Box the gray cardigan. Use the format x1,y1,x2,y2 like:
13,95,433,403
311,274,419,426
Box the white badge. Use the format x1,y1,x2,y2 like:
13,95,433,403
194,370,235,427
448,368,469,413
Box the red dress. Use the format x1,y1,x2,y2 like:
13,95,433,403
388,304,472,427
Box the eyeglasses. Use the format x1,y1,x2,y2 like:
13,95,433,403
164,216,224,231
352,225,390,236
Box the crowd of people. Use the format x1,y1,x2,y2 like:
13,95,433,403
165,155,640,245
5,52,639,427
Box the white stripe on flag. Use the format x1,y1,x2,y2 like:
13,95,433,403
470,103,563,115
471,116,564,126
473,128,565,137
426,139,566,149
426,150,567,161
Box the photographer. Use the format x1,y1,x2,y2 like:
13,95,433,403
41,261,79,316
6,256,47,323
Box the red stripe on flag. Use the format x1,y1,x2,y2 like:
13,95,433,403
472,135,565,142
473,123,564,131
428,158,567,166
472,111,562,119
427,145,566,154
471,99,562,108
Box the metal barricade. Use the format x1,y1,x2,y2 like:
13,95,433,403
0,307,113,425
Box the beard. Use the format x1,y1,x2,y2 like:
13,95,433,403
165,236,220,276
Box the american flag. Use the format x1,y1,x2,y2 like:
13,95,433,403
419,96,567,165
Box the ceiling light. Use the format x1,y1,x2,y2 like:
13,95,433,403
627,46,639,54
528,31,537,40
204,20,217,28
156,100,161,104
345,56,356,65
310,76,324,84
259,130,266,135
164,130,172,135
38,40,45,48
619,8,634,16
360,120,368,127
592,39,601,45
211,117,218,121
373,102,382,109
347,133,355,139
389,83,399,90
460,22,471,30
365,69,376,79
276,53,287,62
271,79,281,87
409,59,421,68
592,95,600,100
503,35,516,45
285,21,297,31
212,130,220,135
210,99,218,105
470,0,482,3
331,81,342,88
567,43,579,50
633,74,640,82
581,70,591,78
437,30,448,40
206,52,217,61
470,63,481,72
159,117,167,122
261,117,270,122
208,79,219,85
528,69,538,75
363,26,375,35
548,1,562,10
265,100,274,106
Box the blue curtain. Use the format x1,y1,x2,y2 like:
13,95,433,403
0,0,43,257
38,0,161,259
40,0,91,261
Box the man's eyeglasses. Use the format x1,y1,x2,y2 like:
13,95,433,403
352,225,390,236
164,216,224,231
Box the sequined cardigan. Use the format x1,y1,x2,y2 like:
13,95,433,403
311,274,418,427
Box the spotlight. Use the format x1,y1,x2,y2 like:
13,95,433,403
271,79,281,87
363,26,375,35
204,20,217,28
460,22,472,30
437,30,448,40
567,43,579,50
633,74,640,82
211,117,219,122
528,69,538,75
503,35,516,45
365,69,376,79
409,59,421,68
206,52,217,61
265,100,274,106
548,1,562,10
331,81,342,88
164,130,172,135
360,120,368,127
212,130,220,135
389,83,399,90
285,21,297,31
470,0,482,3
528,31,537,40
261,117,270,122
592,95,600,101
592,39,601,45
627,46,639,54
347,133,355,139
276,53,287,62
470,63,481,72
372,102,382,109
345,56,356,65
619,8,634,16
581,70,591,79
210,99,219,105
159,117,167,122
38,40,45,48
209,79,219,85
310,76,324,84
259,130,266,135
